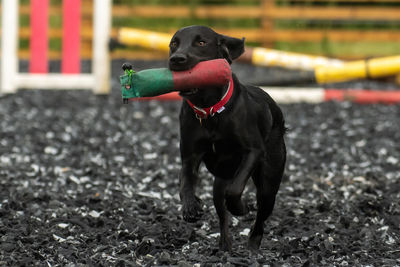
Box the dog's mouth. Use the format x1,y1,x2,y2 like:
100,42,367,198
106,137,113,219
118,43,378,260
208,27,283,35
168,61,197,72
179,88,199,97
169,64,192,72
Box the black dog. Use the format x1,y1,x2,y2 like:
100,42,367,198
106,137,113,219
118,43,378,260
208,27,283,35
168,25,286,251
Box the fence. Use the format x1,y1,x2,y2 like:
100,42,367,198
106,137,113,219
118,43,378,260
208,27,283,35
0,0,111,94
1,0,400,61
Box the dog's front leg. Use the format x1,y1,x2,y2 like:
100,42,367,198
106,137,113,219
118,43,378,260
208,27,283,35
225,149,261,215
213,177,232,251
180,154,203,222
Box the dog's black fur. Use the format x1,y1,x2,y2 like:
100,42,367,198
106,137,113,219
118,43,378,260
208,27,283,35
168,25,286,251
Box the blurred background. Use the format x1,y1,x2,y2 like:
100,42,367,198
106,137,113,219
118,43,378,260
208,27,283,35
13,0,400,61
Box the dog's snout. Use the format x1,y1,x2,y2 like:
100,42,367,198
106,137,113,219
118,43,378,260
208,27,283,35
169,54,188,65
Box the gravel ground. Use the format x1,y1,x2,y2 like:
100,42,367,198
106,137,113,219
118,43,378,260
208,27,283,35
0,60,399,266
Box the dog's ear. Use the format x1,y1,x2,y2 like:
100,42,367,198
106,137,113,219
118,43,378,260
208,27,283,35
218,35,245,64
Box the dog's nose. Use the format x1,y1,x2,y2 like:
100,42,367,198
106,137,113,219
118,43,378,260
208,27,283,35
169,54,188,65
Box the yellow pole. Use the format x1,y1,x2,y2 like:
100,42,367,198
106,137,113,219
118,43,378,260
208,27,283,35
315,56,400,83
118,27,171,52
116,28,344,70
116,28,400,84
250,47,344,70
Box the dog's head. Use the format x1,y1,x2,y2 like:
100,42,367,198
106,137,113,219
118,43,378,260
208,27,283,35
168,26,244,103
168,25,244,71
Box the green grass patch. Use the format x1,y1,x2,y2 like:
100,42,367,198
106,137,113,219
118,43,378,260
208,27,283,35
19,39,30,51
19,39,62,52
49,38,62,51
49,15,62,28
20,15,30,27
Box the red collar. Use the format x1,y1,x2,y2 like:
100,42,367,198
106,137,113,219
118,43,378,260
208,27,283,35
185,76,234,120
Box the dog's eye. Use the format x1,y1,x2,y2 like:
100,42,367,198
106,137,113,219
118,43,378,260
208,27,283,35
196,41,206,47
170,41,178,48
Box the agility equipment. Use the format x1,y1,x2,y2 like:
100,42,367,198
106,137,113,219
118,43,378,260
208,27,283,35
115,27,343,71
128,88,400,105
267,88,400,104
115,28,400,85
239,47,344,70
254,55,400,86
0,0,111,94
117,28,171,53
29,0,49,73
315,56,400,83
120,59,231,103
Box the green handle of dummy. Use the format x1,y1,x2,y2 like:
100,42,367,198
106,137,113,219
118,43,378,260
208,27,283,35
120,68,174,100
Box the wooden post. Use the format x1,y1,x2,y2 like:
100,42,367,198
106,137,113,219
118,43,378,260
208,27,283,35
261,0,275,48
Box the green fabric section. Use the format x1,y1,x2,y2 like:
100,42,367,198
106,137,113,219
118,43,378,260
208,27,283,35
134,68,174,97
120,68,174,99
120,74,133,99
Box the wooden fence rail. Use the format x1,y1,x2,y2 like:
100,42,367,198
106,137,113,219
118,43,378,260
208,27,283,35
1,0,400,60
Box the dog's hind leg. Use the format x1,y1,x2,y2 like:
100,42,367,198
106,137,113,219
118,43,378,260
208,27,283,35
248,179,276,250
248,159,284,250
213,177,232,251
248,125,286,250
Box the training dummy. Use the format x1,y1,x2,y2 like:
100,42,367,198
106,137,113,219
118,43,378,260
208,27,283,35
120,59,232,103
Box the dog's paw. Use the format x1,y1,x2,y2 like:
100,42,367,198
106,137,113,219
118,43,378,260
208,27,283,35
182,198,203,222
248,230,262,251
219,235,233,252
248,236,262,251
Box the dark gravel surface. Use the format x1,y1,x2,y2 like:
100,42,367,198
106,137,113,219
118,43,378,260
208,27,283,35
0,60,399,266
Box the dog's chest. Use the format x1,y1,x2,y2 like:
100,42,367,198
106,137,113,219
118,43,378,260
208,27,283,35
209,140,237,155
202,136,242,178
201,117,225,141
201,118,239,154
